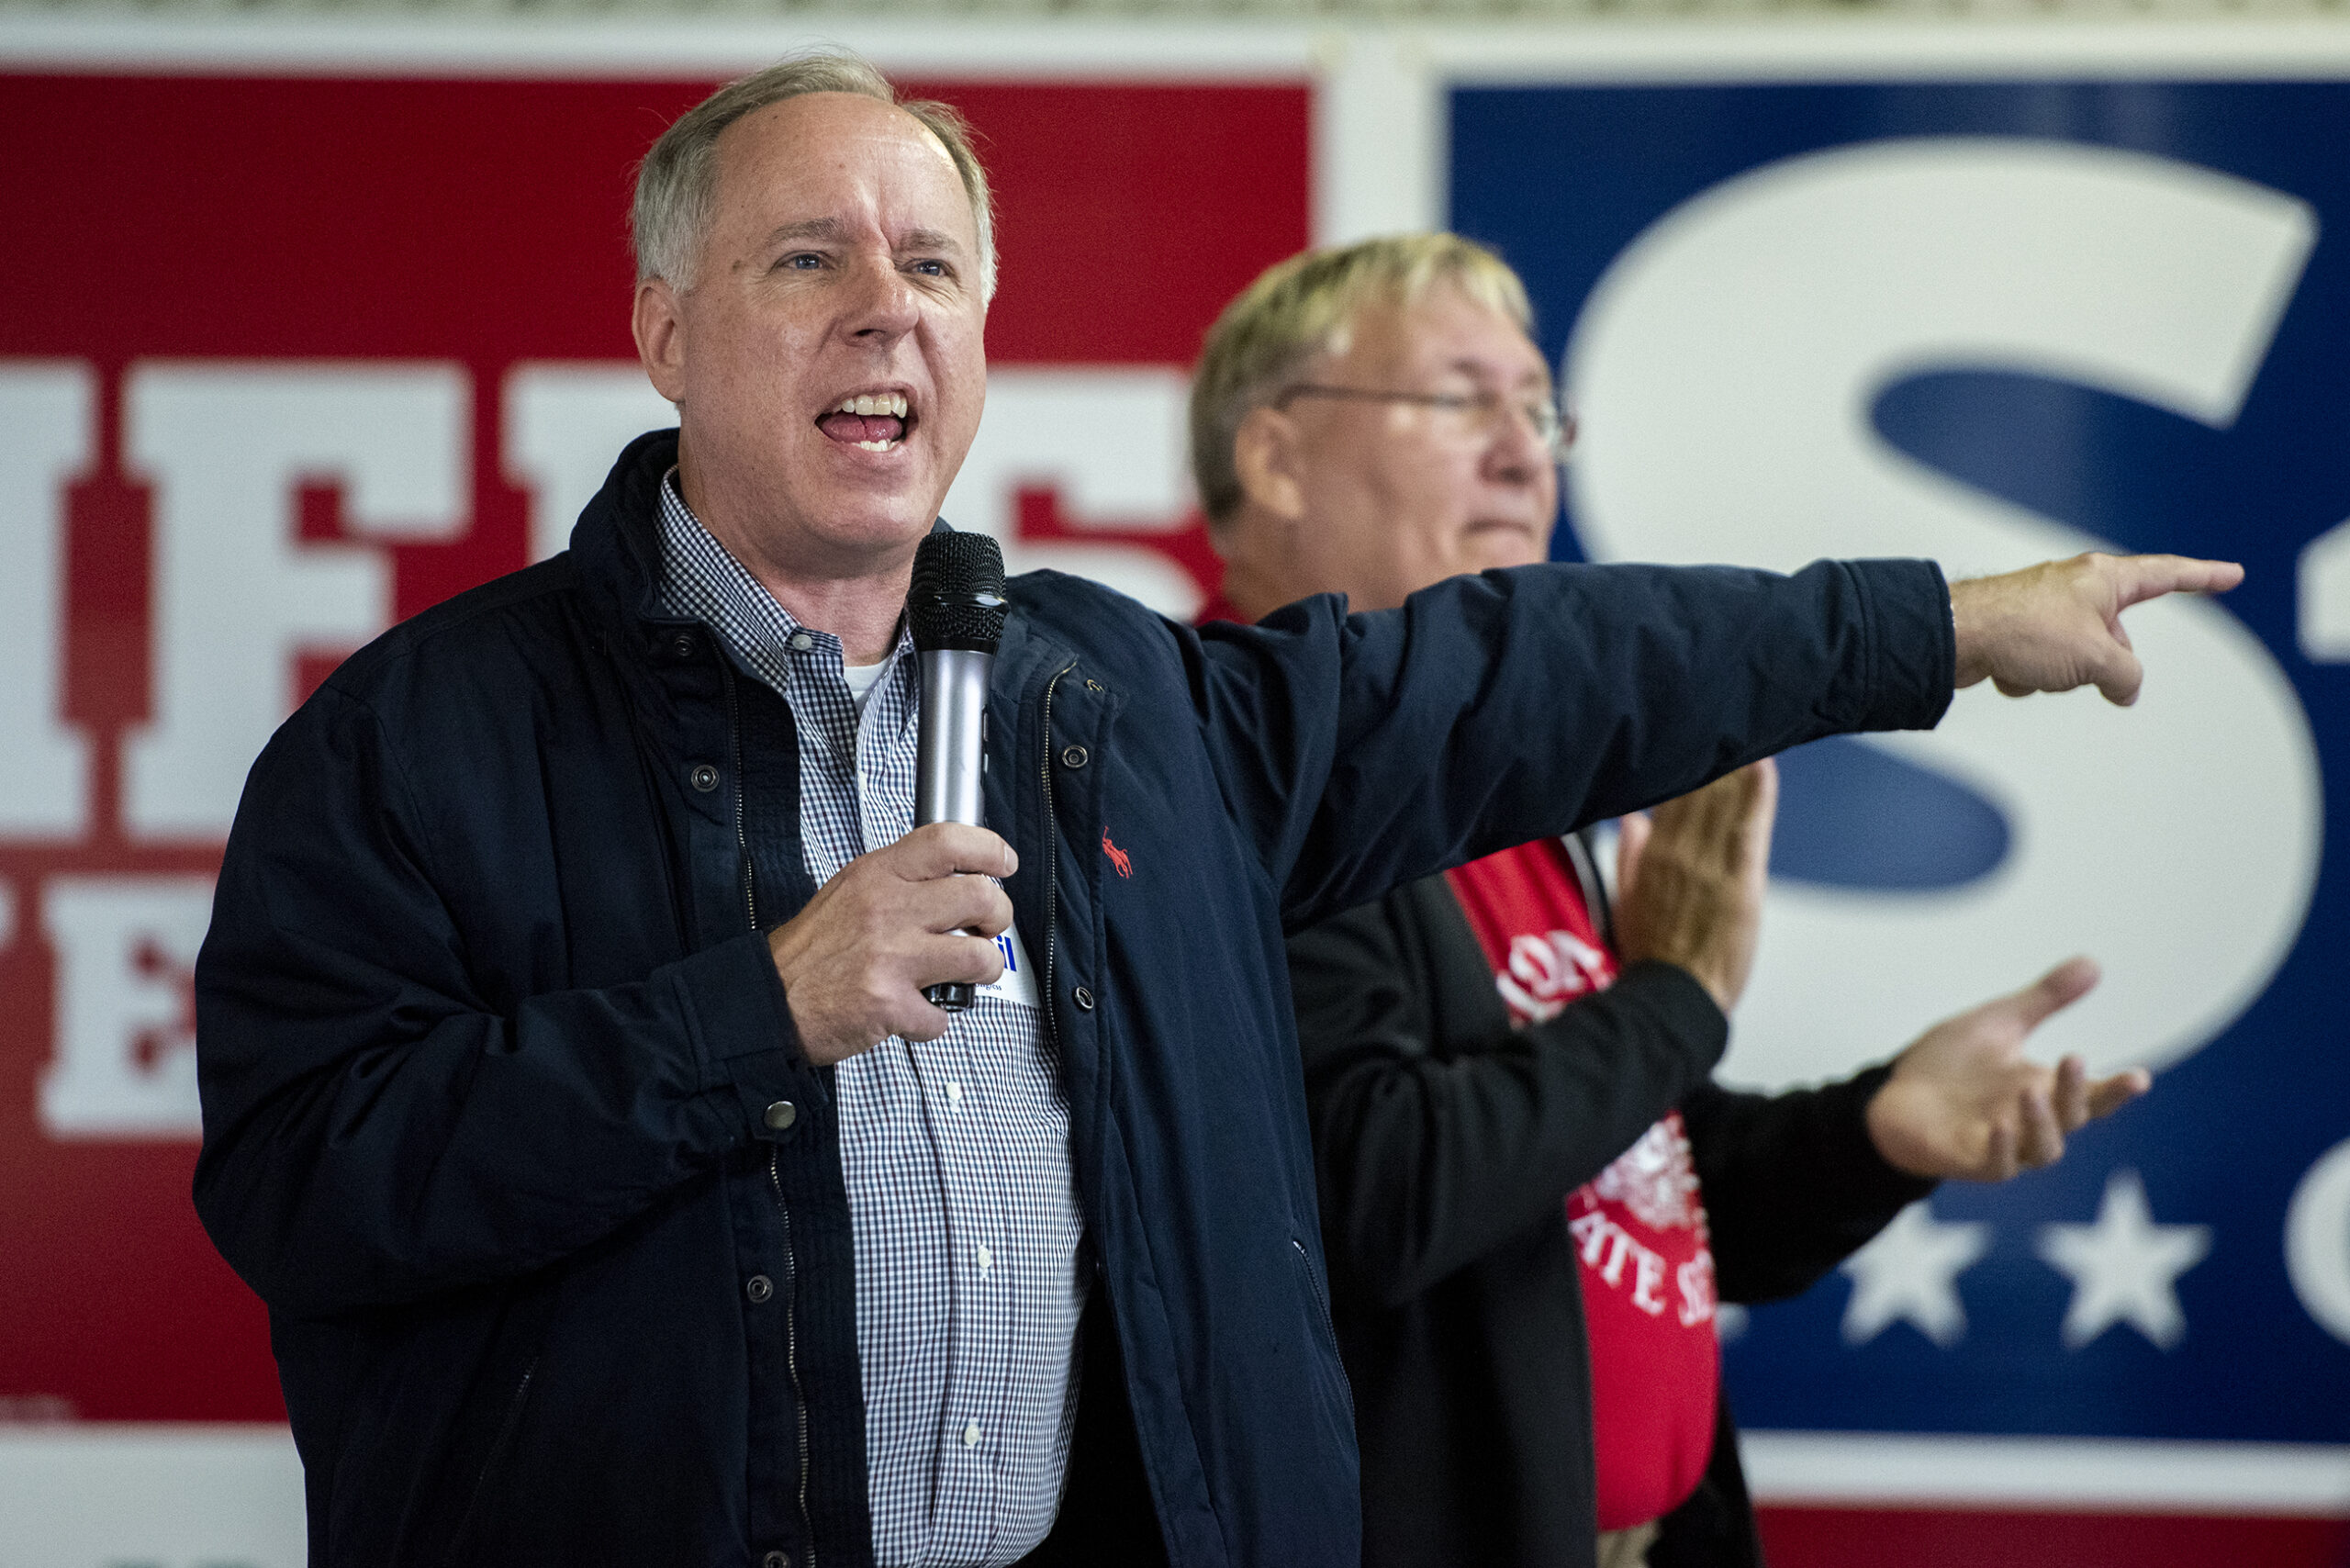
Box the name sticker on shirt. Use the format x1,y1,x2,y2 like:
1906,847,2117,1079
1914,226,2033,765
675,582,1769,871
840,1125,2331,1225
977,917,1040,1009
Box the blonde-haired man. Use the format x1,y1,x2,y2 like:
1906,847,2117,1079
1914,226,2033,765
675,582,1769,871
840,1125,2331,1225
1197,234,2153,1568
1193,234,1555,625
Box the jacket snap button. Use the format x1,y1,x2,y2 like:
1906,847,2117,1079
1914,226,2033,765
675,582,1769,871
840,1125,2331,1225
1072,986,1095,1012
1060,745,1089,769
668,633,697,661
763,1552,791,1568
764,1100,798,1131
745,1273,773,1304
689,764,721,793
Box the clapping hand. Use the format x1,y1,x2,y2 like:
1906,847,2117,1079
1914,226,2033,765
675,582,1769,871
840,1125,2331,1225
1864,957,2150,1182
1615,760,1777,1014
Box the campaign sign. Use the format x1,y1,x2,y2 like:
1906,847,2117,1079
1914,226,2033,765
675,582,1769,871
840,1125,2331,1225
0,66,1298,1556
1454,76,2350,1547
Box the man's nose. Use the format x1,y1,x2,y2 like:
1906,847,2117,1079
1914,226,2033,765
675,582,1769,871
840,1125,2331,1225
844,254,922,342
1485,406,1550,484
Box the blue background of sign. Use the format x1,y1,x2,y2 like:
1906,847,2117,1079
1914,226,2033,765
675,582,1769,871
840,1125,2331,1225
1451,82,2350,1442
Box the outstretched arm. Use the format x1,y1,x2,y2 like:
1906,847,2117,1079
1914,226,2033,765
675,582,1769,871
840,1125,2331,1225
1951,551,2243,706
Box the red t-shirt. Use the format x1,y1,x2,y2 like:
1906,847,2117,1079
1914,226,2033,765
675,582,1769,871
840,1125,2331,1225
1446,840,1721,1531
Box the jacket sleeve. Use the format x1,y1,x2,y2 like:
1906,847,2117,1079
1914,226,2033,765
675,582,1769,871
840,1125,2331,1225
1189,557,1953,934
193,685,819,1320
1680,1070,1938,1305
1290,883,1729,1308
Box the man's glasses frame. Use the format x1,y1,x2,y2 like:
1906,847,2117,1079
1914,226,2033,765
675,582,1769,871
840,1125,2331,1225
1272,383,1577,463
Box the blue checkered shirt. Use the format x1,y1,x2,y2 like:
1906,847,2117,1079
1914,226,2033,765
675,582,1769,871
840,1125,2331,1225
656,476,1087,1567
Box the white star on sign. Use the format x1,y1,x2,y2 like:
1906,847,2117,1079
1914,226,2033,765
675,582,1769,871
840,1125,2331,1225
2035,1169,2210,1350
1840,1201,1991,1348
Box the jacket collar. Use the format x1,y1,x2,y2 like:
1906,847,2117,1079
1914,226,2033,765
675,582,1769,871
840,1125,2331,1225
570,426,689,649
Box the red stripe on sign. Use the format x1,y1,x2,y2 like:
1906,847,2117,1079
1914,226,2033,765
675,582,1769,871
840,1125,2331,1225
1757,1506,2350,1568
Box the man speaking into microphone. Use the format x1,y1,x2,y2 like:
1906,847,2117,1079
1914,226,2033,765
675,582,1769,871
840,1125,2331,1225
194,51,2242,1568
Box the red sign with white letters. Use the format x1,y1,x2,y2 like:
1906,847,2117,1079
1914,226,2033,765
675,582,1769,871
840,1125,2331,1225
0,71,1304,1422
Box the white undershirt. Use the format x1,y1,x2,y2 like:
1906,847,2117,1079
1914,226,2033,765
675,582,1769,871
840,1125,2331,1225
843,657,888,717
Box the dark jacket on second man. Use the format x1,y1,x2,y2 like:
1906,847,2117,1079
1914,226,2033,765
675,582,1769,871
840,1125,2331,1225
1289,862,1937,1568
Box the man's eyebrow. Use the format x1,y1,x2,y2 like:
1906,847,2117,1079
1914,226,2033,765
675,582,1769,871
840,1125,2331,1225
896,227,968,257
762,218,853,249
757,218,967,259
1443,356,1554,391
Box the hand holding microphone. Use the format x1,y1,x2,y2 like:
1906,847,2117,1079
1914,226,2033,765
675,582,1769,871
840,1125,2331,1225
765,532,1012,1064
766,823,1017,1065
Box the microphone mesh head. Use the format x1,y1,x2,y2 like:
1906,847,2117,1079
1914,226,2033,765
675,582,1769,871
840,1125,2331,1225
909,531,1009,653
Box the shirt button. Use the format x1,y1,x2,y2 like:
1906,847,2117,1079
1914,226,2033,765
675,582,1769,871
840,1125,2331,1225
1072,986,1095,1012
764,1101,798,1131
1060,745,1089,769
977,1244,992,1277
745,1274,774,1304
788,631,815,653
945,1081,963,1108
688,763,720,793
962,1421,981,1448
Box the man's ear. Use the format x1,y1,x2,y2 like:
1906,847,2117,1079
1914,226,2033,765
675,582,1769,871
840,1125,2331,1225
632,278,688,404
1233,405,1308,523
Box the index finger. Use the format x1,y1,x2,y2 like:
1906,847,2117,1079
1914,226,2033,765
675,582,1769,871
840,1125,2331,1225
2109,553,2244,612
890,822,1018,881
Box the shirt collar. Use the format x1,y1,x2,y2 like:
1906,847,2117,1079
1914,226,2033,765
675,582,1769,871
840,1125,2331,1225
654,468,915,678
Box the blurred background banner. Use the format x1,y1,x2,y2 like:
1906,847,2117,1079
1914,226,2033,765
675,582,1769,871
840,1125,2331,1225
1,16,2346,1567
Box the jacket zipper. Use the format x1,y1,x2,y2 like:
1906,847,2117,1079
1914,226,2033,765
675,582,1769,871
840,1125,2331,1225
441,1358,539,1563
768,1150,814,1566
1036,661,1079,1050
726,659,804,1561
1292,1238,1338,1342
724,661,756,930
1292,1238,1356,1422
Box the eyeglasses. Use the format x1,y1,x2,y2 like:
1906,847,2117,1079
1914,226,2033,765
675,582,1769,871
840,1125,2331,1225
1273,383,1577,462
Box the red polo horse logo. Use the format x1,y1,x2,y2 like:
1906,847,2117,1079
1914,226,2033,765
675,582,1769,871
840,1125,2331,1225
1102,830,1134,879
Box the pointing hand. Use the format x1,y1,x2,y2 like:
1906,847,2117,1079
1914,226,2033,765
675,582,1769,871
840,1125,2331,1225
1950,552,2243,707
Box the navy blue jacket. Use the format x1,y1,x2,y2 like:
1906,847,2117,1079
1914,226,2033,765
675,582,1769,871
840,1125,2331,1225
193,429,1953,1567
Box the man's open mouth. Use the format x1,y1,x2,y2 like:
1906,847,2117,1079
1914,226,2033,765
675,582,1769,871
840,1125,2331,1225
818,391,912,453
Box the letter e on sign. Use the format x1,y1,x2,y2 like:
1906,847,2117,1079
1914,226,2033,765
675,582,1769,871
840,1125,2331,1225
39,876,213,1138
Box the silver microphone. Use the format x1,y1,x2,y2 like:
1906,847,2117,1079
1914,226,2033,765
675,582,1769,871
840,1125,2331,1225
908,531,1008,1012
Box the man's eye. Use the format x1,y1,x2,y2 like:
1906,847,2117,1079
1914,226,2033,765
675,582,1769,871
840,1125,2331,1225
908,259,948,277
779,252,824,271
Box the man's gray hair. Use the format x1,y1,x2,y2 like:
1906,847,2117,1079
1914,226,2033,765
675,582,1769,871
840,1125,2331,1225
632,52,998,301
